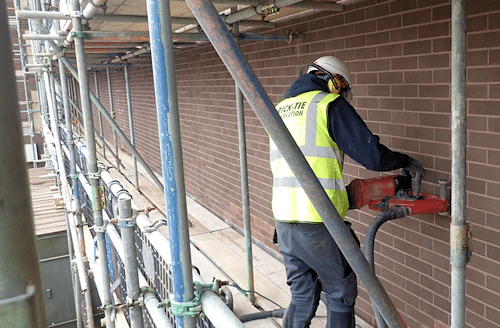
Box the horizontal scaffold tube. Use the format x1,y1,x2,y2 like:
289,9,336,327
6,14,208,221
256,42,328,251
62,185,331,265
16,9,70,20
58,56,164,192
65,123,242,325
15,11,275,28
55,81,124,169
136,213,246,328
75,168,170,327
223,0,342,24
98,167,245,328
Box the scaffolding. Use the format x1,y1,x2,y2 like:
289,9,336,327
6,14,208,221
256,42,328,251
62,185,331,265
1,0,470,327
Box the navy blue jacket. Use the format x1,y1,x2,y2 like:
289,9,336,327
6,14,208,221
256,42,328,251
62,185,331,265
283,73,412,171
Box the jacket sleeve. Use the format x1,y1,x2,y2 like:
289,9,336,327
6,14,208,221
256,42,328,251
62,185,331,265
327,97,412,171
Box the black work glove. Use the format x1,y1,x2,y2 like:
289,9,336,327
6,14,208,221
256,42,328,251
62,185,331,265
403,158,425,197
404,158,425,178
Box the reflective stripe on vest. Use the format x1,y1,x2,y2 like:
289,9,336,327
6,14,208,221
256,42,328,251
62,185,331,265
270,91,349,222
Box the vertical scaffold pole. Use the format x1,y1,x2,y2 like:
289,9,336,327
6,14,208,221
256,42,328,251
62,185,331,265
124,63,139,189
47,58,90,327
69,0,115,326
184,0,406,326
60,61,85,326
59,58,96,327
145,0,195,326
0,0,46,324
60,60,81,215
52,51,164,192
232,19,255,304
94,69,106,159
14,0,37,167
117,194,144,328
106,66,120,170
64,210,84,328
451,1,468,327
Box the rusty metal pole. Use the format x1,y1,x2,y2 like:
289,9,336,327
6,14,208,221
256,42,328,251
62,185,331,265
232,19,255,304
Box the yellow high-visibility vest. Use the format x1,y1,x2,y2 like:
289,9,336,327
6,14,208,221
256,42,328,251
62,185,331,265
270,91,349,222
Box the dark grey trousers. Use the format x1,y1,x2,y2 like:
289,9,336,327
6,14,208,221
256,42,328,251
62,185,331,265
275,221,358,328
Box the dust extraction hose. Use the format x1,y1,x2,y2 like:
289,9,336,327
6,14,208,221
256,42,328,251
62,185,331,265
238,308,285,323
364,206,409,328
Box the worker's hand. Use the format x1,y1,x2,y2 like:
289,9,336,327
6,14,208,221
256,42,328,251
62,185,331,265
404,158,425,178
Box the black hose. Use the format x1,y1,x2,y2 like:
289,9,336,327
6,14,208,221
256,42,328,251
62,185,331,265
364,206,409,328
238,308,286,323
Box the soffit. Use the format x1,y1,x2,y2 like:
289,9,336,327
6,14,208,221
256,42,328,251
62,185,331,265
18,0,343,65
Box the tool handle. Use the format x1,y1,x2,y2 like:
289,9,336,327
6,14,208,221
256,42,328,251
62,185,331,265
413,171,422,198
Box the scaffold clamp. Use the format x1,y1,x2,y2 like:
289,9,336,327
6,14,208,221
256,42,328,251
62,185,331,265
118,211,137,228
93,224,106,233
69,11,83,18
70,31,84,39
157,279,226,317
165,298,202,318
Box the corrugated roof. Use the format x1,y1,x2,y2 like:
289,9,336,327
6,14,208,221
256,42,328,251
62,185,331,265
28,167,67,236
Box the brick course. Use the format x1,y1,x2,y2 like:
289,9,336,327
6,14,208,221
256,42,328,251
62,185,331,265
90,0,500,327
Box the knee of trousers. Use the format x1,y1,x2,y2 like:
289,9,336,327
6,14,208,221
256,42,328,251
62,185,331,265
323,271,358,312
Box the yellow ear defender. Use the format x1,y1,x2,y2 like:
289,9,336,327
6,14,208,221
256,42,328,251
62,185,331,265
306,63,350,95
327,76,343,94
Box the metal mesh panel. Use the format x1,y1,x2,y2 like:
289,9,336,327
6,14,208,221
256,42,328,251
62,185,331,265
78,178,93,226
108,241,130,325
134,228,215,328
60,128,67,144
62,150,70,178
74,148,93,226
80,288,89,328
102,179,121,228
77,147,88,175
135,228,175,326
143,307,156,328
72,135,218,328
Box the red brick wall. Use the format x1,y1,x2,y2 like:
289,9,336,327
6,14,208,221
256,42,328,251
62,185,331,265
175,47,276,244
89,65,162,173
92,0,500,327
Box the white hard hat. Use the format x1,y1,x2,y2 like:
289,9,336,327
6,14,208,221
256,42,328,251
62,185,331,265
307,56,351,86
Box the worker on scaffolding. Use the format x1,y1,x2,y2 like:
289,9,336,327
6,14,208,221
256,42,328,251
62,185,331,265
270,56,424,327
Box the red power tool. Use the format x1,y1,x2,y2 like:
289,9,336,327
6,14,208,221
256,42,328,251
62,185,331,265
347,172,449,215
